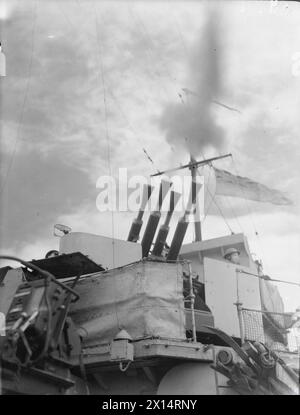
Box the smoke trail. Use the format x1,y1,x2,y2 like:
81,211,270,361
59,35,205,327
159,7,224,156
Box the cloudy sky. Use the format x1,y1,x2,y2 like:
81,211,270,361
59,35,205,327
0,0,299,309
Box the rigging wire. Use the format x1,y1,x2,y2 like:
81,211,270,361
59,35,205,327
197,149,234,235
71,0,156,108
0,0,38,196
92,0,120,329
199,164,214,224
152,7,229,234
127,4,172,101
230,156,259,235
51,1,248,244
173,7,263,261
230,155,268,267
168,6,244,234
125,5,248,239
123,10,230,233
93,2,115,254
55,0,160,174
127,2,179,87
171,2,262,254
211,194,234,235
72,2,201,179
127,2,186,104
214,151,244,234
169,7,250,237
104,87,161,174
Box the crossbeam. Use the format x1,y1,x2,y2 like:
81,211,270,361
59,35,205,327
151,153,232,177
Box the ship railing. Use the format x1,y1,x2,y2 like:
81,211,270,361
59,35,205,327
182,260,197,343
235,269,300,354
240,307,299,353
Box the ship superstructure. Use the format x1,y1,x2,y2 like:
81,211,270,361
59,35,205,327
0,157,299,395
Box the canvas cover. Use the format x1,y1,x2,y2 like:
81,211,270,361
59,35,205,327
70,260,186,346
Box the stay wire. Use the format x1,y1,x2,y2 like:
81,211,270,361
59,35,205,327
0,0,38,196
230,155,268,267
214,150,244,234
128,2,179,88
93,1,120,329
230,155,260,236
170,8,243,236
55,1,159,174
93,3,114,251
197,149,234,235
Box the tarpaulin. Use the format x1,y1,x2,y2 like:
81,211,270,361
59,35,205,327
69,260,186,346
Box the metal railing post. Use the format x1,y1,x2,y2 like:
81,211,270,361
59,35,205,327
187,261,197,343
235,269,245,344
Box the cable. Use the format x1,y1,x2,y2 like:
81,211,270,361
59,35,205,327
55,0,236,240
200,163,232,233
230,156,259,235
190,144,234,235
0,0,38,196
209,191,234,234
214,150,244,234
127,3,179,88
230,155,268,266
197,163,234,235
170,5,244,234
170,8,260,256
127,4,171,100
93,1,120,329
93,2,115,259
231,156,267,272
32,278,52,363
104,87,160,174
54,1,159,174
127,2,186,106
200,164,215,224
163,6,237,236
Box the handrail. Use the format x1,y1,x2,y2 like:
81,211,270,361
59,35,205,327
185,260,197,343
241,307,294,317
236,268,300,288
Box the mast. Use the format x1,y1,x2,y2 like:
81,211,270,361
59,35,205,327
152,153,232,242
190,155,202,241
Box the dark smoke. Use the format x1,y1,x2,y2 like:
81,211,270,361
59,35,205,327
159,7,224,156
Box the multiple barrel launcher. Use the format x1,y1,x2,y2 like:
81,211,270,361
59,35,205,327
127,179,200,261
127,153,232,260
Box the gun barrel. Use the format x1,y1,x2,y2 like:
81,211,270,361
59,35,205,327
151,225,169,257
152,191,181,257
141,211,161,257
166,180,201,261
127,184,153,242
166,217,189,261
127,219,143,243
141,180,172,257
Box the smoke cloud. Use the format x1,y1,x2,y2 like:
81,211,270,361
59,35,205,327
159,7,224,156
